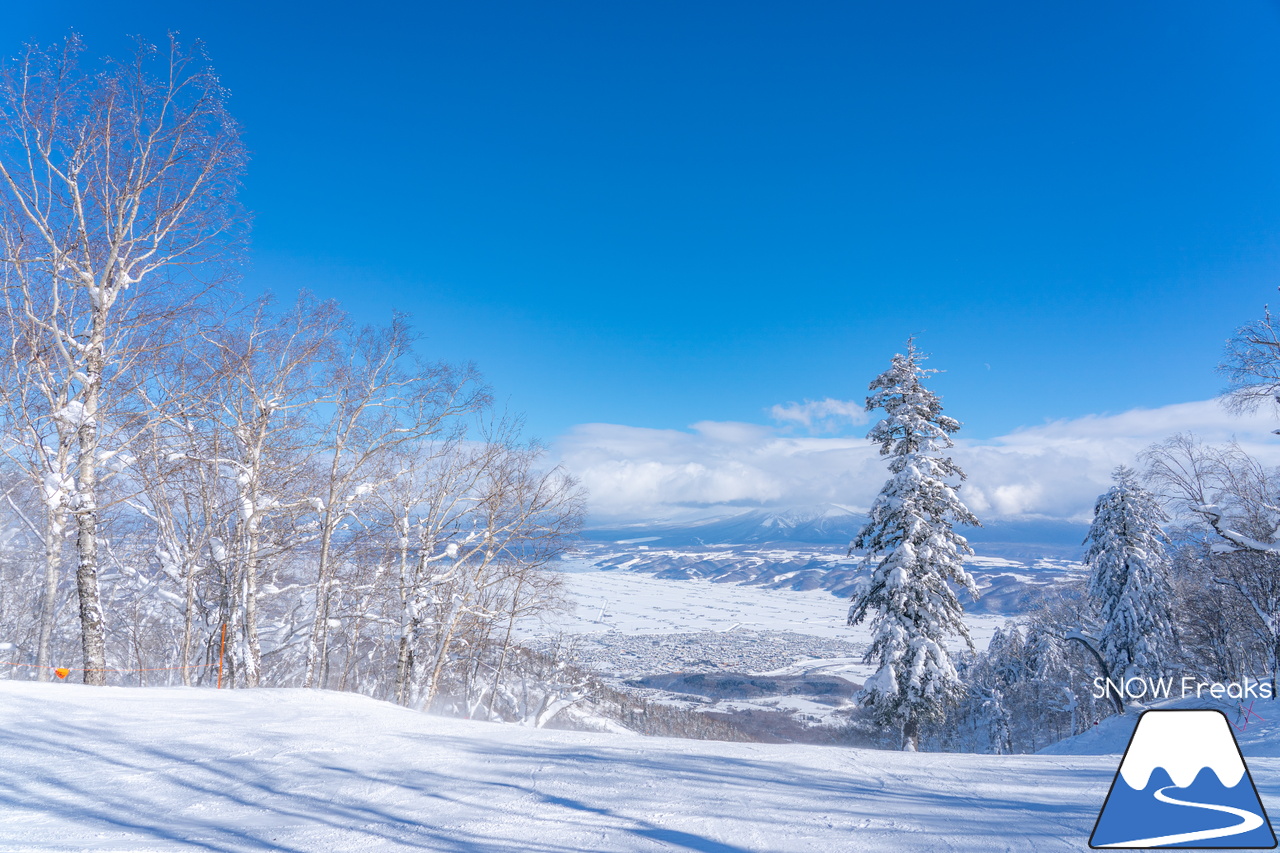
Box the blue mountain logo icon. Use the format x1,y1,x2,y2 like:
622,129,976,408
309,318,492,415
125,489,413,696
1091,709,1277,848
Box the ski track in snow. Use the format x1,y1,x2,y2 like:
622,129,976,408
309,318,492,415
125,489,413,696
0,681,1156,852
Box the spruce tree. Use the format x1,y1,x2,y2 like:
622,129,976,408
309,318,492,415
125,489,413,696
848,340,980,751
1084,466,1176,684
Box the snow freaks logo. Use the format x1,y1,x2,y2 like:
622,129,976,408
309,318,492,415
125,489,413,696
1090,710,1277,849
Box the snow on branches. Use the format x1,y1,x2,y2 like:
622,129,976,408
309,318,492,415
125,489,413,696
847,340,980,751
1083,466,1175,684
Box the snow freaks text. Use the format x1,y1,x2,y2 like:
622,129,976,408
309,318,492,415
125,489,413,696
1092,676,1275,703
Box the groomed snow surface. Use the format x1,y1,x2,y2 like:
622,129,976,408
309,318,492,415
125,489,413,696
0,680,1177,853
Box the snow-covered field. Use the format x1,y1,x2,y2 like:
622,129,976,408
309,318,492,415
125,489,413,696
509,559,1020,729
518,563,1009,685
524,561,859,638
0,680,1142,852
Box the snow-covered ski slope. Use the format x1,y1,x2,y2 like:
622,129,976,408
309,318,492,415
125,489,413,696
0,680,1229,853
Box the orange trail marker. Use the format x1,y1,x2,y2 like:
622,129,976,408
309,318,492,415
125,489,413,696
53,668,69,679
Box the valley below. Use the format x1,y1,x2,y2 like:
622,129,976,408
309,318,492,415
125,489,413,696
516,507,1089,744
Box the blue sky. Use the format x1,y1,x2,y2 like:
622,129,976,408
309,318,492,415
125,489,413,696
11,2,1280,520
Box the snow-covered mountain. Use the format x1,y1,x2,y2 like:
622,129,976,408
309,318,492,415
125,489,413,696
576,545,1079,617
584,505,867,547
570,504,1085,620
584,504,1088,561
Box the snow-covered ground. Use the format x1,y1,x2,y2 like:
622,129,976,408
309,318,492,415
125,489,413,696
510,559,1019,729
524,561,859,638
0,680,1148,852
5,566,1277,852
1042,694,1280,758
517,563,1008,686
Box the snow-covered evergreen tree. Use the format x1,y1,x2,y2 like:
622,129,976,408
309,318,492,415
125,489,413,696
1083,466,1176,684
847,340,980,752
1025,627,1069,684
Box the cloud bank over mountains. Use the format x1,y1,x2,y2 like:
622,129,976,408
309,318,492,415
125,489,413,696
556,399,1280,524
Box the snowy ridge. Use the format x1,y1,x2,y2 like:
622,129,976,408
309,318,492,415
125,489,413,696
583,504,1089,560
565,541,1082,619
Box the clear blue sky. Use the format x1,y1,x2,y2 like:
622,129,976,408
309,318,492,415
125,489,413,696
11,1,1280,443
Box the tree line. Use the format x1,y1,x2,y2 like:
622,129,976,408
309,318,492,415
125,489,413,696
847,310,1280,753
0,34,585,720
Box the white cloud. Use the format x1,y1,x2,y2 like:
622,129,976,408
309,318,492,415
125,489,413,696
768,398,869,433
554,399,1280,523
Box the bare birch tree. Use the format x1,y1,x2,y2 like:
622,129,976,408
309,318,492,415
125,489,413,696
1144,434,1280,692
301,317,485,689
0,34,246,683
416,425,584,711
125,325,229,686
196,294,337,688
0,270,74,679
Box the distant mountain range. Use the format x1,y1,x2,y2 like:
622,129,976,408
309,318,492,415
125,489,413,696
584,504,1088,561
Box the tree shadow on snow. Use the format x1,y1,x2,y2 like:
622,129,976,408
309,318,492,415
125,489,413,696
0,688,1159,852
